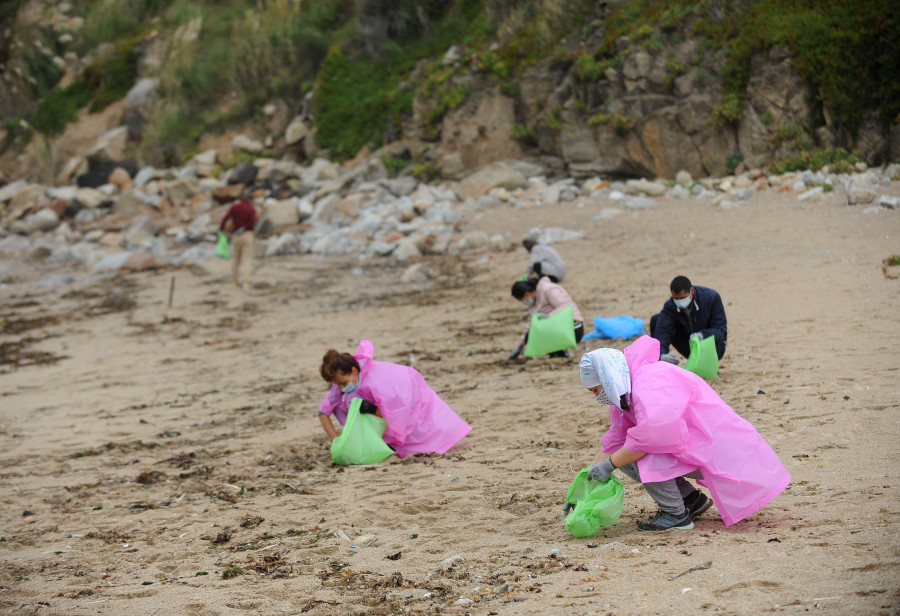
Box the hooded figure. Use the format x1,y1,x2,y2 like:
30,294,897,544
580,335,790,528
319,340,471,458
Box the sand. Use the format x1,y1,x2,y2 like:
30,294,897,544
1,184,899,616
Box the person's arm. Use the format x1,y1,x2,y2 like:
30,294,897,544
319,413,339,440
700,292,727,342
653,304,677,355
594,447,646,467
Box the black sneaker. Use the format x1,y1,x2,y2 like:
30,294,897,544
637,509,694,531
683,491,713,520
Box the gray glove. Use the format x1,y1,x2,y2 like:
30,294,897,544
587,458,616,483
536,313,549,320
563,502,574,515
660,353,681,365
690,332,705,341
508,343,524,360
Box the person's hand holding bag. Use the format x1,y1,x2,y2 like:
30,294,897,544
587,458,616,483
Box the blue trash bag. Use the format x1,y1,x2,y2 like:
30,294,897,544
581,315,645,340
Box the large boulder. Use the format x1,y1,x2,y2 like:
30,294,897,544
263,198,301,226
163,177,202,207
454,160,528,200
85,127,129,165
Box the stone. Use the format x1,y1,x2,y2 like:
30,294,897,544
861,206,880,215
668,185,690,199
38,273,75,288
624,179,666,196
718,199,741,210
381,176,418,197
392,239,421,263
284,117,309,145
675,170,692,185
458,231,488,250
847,183,876,205
442,44,464,65
400,263,430,283
0,235,30,256
85,126,128,164
192,149,218,166
797,187,824,202
539,227,584,243
163,177,202,207
133,166,160,187
264,198,301,226
124,216,162,246
265,233,300,257
114,189,146,217
591,208,622,222
625,196,655,210
213,184,245,203
120,252,157,271
877,195,900,210
188,213,212,236
454,161,528,200
56,156,88,185
229,163,258,186
126,78,159,107
232,134,263,154
91,251,134,272
22,209,60,234
9,184,47,210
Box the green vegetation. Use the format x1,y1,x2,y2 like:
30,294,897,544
587,113,636,135
712,93,744,126
769,148,860,174
725,151,744,175
510,123,537,146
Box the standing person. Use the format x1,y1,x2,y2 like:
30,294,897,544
220,197,258,289
576,336,790,530
318,340,471,458
523,237,566,282
650,275,726,365
509,276,584,359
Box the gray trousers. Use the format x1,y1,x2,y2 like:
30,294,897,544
618,462,703,516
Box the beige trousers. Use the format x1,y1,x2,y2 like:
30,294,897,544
231,231,254,284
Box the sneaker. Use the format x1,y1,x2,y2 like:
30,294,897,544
241,282,250,290
637,509,694,531
683,491,713,520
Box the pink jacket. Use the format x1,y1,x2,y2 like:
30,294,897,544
601,336,790,526
319,340,471,458
530,277,583,322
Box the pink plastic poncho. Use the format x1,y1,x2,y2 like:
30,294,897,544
319,340,471,458
601,336,790,526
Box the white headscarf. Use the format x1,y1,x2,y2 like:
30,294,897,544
579,349,631,407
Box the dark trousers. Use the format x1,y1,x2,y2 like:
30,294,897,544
649,314,726,359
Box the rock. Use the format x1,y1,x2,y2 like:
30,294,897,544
22,209,60,234
454,161,528,200
877,195,900,209
733,187,754,202
38,273,75,288
121,252,157,271
133,166,161,187
229,163,258,186
191,149,218,166
718,199,741,210
400,263,430,283
232,134,263,154
85,127,128,164
114,189,147,217
437,152,465,180
264,198,301,226
439,555,465,569
124,216,162,247
861,206,880,215
164,177,202,207
77,161,138,188
188,213,212,237
213,184,245,203
625,196,655,210
847,182,876,205
676,169,692,185
797,187,824,202
267,160,301,183
458,231,488,250
265,233,300,257
72,187,110,209
668,185,690,199
98,232,123,248
56,156,88,185
10,184,48,210
91,252,134,272
381,176,418,197
0,235,30,256
126,78,159,107
285,117,309,145
442,44,464,65
591,208,622,221
539,227,584,243
392,239,421,263
624,179,666,196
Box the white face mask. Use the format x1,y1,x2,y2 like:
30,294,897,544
524,298,535,307
341,381,358,394
595,390,612,405
673,295,692,309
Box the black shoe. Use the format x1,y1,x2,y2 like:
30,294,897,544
637,509,694,531
683,491,713,520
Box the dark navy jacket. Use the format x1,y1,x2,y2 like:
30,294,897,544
654,286,727,356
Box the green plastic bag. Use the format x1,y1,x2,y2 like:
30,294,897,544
216,232,231,260
683,334,718,379
563,468,625,537
523,305,576,356
331,398,394,465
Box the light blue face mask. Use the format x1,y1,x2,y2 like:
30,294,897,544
673,295,692,309
524,298,535,307
341,381,358,394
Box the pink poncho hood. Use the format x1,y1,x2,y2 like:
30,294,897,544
601,336,790,526
319,340,471,458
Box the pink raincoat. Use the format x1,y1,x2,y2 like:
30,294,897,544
601,336,790,526
319,340,471,458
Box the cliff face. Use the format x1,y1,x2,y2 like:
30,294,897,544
1,0,898,186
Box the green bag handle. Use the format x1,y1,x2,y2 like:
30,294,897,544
563,467,625,537
216,232,231,260
523,305,576,356
331,398,394,465
683,334,719,379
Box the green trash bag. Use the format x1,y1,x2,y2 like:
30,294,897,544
523,305,576,356
563,468,625,537
683,334,718,379
216,232,231,260
331,398,394,465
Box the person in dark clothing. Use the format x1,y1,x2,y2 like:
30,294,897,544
220,198,258,289
649,276,727,365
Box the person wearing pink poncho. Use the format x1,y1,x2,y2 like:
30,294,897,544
318,340,471,458
576,335,790,530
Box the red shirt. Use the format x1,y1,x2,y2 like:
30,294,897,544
220,199,257,232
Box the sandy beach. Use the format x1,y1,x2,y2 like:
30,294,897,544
1,183,899,615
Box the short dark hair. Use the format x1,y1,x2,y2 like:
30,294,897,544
511,278,538,299
319,349,360,383
670,275,692,294
522,239,537,251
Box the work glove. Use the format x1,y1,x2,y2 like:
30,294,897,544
563,502,574,515
508,343,524,360
587,458,617,483
536,313,549,320
690,332,705,341
359,399,378,415
659,353,681,365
